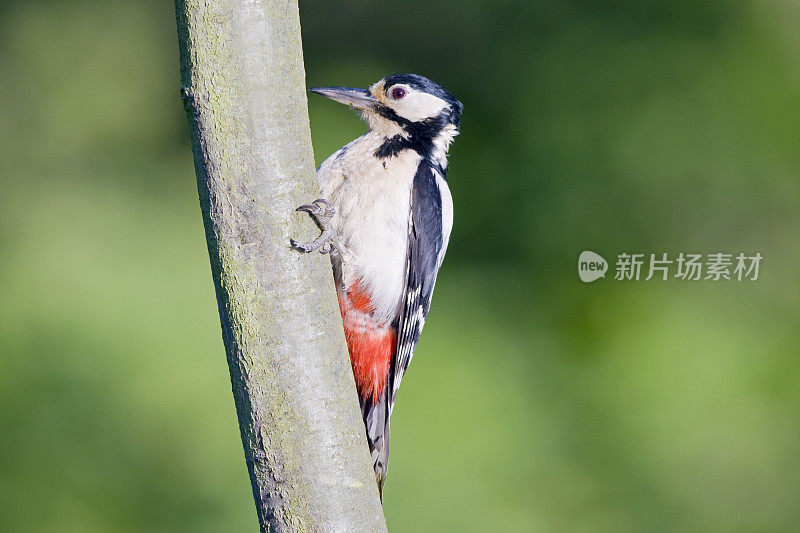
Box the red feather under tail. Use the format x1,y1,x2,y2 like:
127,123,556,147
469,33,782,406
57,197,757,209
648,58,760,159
336,279,396,403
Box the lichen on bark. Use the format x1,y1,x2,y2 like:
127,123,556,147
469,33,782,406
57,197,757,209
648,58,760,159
174,1,387,531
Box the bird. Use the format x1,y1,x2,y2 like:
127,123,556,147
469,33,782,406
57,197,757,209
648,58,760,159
291,73,462,498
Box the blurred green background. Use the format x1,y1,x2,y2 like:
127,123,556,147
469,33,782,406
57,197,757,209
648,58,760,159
1,0,799,531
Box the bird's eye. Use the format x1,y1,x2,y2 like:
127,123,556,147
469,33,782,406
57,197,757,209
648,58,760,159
391,87,406,100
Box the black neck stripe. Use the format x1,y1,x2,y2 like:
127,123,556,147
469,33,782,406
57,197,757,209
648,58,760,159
373,103,457,166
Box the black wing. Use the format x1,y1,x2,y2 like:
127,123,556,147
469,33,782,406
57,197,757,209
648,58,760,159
389,163,450,412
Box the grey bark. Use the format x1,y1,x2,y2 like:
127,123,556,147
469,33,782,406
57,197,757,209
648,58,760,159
173,1,387,531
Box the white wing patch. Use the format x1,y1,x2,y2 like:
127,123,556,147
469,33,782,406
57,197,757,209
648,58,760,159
435,170,453,267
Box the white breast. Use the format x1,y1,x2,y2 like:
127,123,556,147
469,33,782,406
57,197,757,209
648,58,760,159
318,132,421,324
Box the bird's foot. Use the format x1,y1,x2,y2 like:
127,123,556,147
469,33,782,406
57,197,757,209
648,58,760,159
291,198,335,254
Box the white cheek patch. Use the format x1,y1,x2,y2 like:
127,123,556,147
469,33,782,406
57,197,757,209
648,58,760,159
393,91,449,122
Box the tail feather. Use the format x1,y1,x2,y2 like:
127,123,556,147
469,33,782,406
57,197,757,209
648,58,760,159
361,386,391,500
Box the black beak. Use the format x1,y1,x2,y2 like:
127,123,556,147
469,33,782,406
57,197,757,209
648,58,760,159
309,87,377,110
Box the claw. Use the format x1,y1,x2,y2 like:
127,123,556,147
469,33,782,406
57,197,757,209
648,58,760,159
295,199,335,218
290,237,325,253
296,203,319,215
291,197,335,254
313,198,333,211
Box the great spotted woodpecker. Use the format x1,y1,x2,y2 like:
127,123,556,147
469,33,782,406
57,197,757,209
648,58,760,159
292,74,462,497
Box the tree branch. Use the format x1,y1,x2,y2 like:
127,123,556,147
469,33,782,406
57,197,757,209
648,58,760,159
174,1,387,531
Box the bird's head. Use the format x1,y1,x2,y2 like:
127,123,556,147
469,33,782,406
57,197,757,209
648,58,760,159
311,74,462,163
